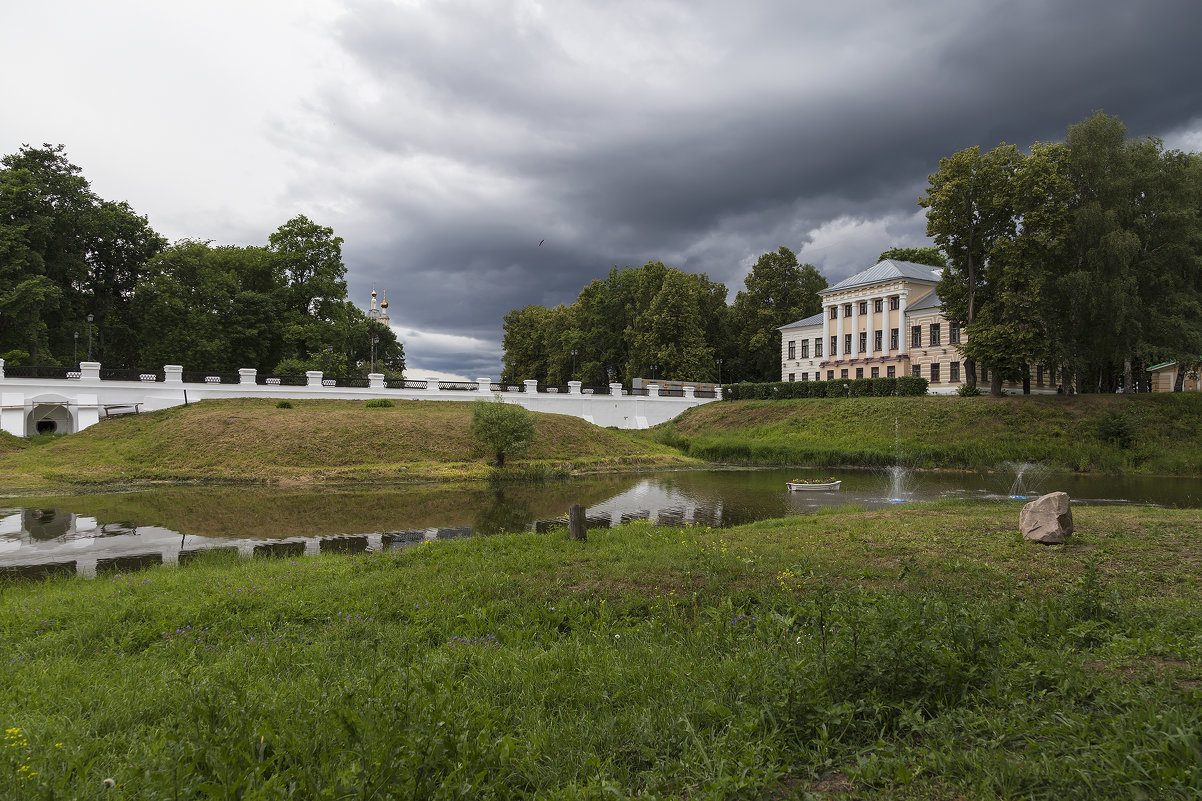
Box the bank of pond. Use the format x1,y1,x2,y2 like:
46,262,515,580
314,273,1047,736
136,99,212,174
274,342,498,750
2,467,1198,579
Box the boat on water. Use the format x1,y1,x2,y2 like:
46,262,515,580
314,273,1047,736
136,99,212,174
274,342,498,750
786,479,841,491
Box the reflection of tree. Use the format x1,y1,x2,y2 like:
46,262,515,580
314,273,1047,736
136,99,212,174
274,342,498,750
473,490,534,535
24,510,71,540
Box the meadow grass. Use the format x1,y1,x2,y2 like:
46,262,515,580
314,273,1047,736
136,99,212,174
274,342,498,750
0,398,695,491
2,502,1199,799
666,393,1202,474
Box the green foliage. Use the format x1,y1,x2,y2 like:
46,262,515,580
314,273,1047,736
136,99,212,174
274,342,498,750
365,398,394,408
1,504,1200,798
470,397,537,467
871,377,897,396
957,382,983,397
728,247,827,382
275,400,293,409
895,376,929,396
878,246,947,267
847,378,873,397
1091,409,1133,448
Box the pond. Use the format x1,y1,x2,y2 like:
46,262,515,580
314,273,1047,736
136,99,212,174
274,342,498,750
2,467,1198,578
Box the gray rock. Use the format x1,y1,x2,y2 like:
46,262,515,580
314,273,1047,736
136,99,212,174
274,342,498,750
1020,492,1073,544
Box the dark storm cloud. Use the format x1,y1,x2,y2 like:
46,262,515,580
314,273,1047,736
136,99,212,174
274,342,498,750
296,0,1202,376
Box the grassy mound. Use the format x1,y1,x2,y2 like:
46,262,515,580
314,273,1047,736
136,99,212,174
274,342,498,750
1,502,1199,798
662,393,1202,474
0,398,692,490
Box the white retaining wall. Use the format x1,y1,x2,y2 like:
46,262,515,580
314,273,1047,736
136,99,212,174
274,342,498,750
0,361,717,437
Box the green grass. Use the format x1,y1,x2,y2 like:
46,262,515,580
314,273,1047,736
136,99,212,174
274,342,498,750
664,393,1202,474
2,502,1199,799
0,398,695,491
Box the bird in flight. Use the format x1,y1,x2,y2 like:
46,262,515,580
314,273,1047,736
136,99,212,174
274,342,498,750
539,239,544,246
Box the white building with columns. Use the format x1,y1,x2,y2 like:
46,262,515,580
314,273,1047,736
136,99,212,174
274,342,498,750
777,259,969,393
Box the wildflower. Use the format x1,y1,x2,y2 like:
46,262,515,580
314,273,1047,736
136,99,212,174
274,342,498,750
103,778,116,788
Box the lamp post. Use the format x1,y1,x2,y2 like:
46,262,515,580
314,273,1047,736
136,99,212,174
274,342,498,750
86,314,93,361
74,331,79,367
650,364,658,380
326,345,333,376
716,357,723,387
571,348,578,380
370,333,378,374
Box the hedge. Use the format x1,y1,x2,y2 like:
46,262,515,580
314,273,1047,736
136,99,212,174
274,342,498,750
722,375,928,400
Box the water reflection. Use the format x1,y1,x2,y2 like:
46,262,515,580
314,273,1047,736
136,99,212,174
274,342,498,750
1,468,1197,577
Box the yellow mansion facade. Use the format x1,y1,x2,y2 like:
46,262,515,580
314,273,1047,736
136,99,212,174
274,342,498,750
778,259,1058,394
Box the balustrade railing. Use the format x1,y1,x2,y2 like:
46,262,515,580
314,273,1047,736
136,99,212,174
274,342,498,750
438,381,478,391
329,376,370,388
581,385,610,395
694,389,717,398
258,375,307,386
182,371,239,384
99,368,160,382
3,365,73,379
385,378,428,390
489,383,523,392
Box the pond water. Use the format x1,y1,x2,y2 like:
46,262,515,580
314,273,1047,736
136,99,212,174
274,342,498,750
1,467,1198,578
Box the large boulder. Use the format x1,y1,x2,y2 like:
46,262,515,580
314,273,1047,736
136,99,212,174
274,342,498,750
1020,492,1073,544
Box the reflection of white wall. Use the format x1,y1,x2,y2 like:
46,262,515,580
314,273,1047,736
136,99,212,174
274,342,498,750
586,479,722,526
0,512,22,536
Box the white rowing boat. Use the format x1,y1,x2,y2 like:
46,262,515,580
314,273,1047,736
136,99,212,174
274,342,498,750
786,480,841,491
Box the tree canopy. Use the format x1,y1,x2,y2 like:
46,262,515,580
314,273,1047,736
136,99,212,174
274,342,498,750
920,112,1202,394
0,144,403,377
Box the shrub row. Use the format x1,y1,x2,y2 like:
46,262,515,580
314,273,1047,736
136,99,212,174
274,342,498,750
722,376,928,400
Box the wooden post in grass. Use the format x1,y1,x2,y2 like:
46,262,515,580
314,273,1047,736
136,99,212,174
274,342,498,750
568,504,586,541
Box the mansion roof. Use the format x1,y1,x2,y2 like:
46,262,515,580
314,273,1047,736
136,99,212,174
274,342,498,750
821,259,941,294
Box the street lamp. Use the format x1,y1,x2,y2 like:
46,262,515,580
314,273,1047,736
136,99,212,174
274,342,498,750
326,345,333,376
86,314,93,361
571,348,578,380
370,333,379,374
74,331,79,367
716,357,723,387
650,364,658,380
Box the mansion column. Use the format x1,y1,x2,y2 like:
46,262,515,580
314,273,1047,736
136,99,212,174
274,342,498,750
822,304,831,362
836,303,845,359
898,293,909,356
851,299,860,356
867,297,875,356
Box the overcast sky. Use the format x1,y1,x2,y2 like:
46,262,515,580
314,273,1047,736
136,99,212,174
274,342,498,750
4,0,1201,379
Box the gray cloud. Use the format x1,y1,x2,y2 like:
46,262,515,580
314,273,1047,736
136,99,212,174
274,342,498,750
10,1,1196,378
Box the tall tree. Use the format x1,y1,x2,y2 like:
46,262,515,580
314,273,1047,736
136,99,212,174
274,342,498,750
921,144,1022,390
728,246,826,382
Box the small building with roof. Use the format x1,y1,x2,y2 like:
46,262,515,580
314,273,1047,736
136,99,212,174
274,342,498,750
1146,361,1201,392
777,259,1059,394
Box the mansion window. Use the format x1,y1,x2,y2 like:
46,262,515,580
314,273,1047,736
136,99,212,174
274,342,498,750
911,326,922,347
829,306,838,320
788,373,794,382
858,332,867,353
890,328,899,349
800,341,809,358
871,367,880,378
949,323,961,344
930,362,941,382
890,296,900,310
874,298,883,313
1036,365,1044,385
855,367,864,379
979,365,989,382
874,330,882,351
814,339,823,358
950,361,961,382
844,333,852,354
841,369,849,379
801,372,809,381
887,366,896,378
843,303,853,317
858,301,868,315
827,370,835,380
787,340,795,359
912,364,922,378
830,335,837,355
929,324,941,346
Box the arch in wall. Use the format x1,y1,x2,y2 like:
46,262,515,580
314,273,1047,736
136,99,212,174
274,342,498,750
25,393,75,435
